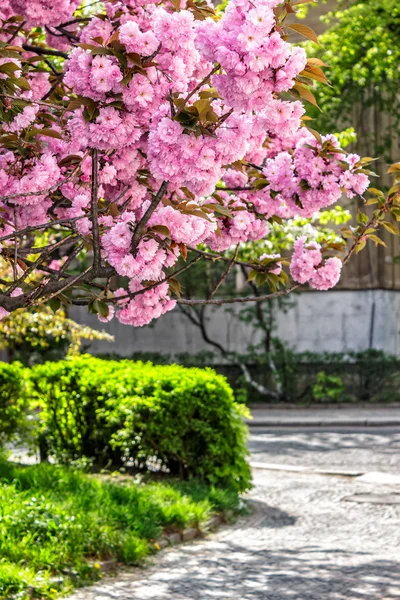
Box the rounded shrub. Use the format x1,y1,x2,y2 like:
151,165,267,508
30,356,251,492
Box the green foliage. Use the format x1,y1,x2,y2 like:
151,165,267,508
110,348,400,405
0,460,241,600
311,371,346,403
0,361,29,445
236,347,400,404
0,307,113,365
30,356,251,492
306,0,400,161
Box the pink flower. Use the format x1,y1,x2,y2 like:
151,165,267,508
309,257,342,291
109,223,132,249
98,304,115,323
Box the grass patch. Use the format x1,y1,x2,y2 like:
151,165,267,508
0,460,242,599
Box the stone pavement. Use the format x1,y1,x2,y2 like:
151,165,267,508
249,429,400,474
68,429,400,600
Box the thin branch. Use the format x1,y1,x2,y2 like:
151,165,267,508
0,158,81,203
208,244,238,300
142,43,162,62
34,266,93,305
342,198,391,266
177,284,299,306
187,246,275,273
7,20,26,43
41,77,63,101
43,58,60,76
90,148,101,269
0,94,68,112
12,207,18,281
211,107,234,132
22,44,69,59
54,26,79,42
131,181,168,253
174,64,220,118
55,242,84,280
55,17,90,27
0,215,87,244
72,254,202,305
6,234,76,295
215,186,254,192
179,303,278,398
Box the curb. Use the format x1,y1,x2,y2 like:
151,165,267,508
250,461,362,477
153,514,225,553
85,515,226,575
247,420,400,428
250,461,400,485
248,403,400,410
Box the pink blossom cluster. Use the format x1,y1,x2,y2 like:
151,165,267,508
64,51,123,102
64,7,203,152
245,135,369,219
117,281,176,327
290,237,342,291
9,0,81,27
195,0,307,112
0,151,61,230
204,193,268,252
148,112,250,197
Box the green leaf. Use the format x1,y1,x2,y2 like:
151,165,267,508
0,62,20,74
382,221,400,235
150,225,171,238
31,128,63,140
356,239,366,254
48,298,61,313
367,234,387,247
356,210,369,225
288,23,319,44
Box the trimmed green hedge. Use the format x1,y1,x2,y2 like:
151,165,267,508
30,356,251,492
0,362,28,445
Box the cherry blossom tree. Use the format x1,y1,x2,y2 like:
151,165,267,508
0,0,398,327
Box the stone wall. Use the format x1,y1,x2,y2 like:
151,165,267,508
70,289,400,357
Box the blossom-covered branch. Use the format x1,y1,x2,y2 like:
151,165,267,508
0,0,397,327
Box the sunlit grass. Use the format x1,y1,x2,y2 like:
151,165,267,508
0,460,241,599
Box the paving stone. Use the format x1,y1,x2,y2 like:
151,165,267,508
166,532,181,545
99,559,117,572
67,430,400,600
181,528,198,542
205,516,223,530
343,493,400,504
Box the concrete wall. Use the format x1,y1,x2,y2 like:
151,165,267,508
70,290,400,358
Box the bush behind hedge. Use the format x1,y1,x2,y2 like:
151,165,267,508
0,362,29,445
30,356,251,492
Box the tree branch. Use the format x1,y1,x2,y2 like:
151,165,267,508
188,246,277,273
90,148,101,269
174,64,220,118
22,44,69,59
177,284,299,306
6,234,76,295
208,244,238,300
131,181,168,253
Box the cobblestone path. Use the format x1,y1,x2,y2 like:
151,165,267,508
69,430,400,600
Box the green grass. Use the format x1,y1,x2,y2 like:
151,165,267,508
0,460,242,599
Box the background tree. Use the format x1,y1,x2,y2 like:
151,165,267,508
306,0,400,167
